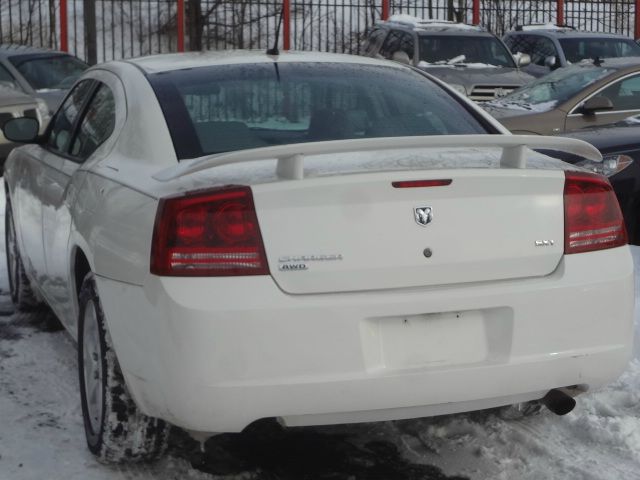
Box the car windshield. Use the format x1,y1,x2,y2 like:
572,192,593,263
9,54,88,91
418,36,516,67
559,38,640,63
149,62,491,159
490,65,615,110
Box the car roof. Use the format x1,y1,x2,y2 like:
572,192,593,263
507,28,629,40
125,49,408,74
376,15,493,37
0,44,69,59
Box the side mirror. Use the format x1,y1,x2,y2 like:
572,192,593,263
2,117,40,143
392,50,412,65
581,96,614,115
516,53,531,67
544,55,558,69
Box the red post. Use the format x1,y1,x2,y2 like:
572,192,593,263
283,0,291,50
472,0,480,25
381,0,390,21
177,0,185,52
635,0,640,39
557,0,564,26
60,0,68,52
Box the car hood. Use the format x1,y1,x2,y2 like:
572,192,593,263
418,66,534,88
483,100,559,119
35,90,67,114
0,85,36,107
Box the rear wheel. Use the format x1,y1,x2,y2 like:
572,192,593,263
78,273,170,463
5,200,41,310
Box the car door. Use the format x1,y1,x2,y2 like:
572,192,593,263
10,79,94,296
41,80,116,327
565,73,640,131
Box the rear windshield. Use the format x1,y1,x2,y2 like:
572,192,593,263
559,38,640,63
148,62,491,159
419,36,516,67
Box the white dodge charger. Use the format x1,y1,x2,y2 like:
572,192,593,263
2,51,634,463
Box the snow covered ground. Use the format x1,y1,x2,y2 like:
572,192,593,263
0,191,639,479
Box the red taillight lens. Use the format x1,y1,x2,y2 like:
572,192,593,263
564,171,627,254
150,186,269,276
392,179,452,188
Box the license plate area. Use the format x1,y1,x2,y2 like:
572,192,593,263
361,308,513,371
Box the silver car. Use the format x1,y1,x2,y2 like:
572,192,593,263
0,45,88,113
0,85,48,169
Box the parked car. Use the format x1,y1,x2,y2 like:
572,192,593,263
0,45,88,112
0,85,48,171
2,51,633,463
483,58,640,134
545,117,640,244
362,14,534,101
503,25,640,78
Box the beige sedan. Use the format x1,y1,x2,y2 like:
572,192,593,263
483,57,640,135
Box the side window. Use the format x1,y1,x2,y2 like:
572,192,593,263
380,30,403,59
47,80,94,154
504,34,535,56
0,64,19,90
598,75,640,111
69,84,116,161
531,37,558,66
398,32,415,60
363,28,388,56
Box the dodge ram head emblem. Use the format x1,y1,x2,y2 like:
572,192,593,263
414,206,433,226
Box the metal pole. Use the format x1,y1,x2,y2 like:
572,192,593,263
60,0,68,51
382,0,390,20
177,0,185,51
83,0,97,64
472,0,480,25
283,0,291,50
636,0,640,39
557,0,564,26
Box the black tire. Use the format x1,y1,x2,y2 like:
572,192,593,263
5,199,41,310
78,273,170,463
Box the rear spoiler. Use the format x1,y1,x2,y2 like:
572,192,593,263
153,135,601,182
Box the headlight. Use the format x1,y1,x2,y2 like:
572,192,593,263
448,83,467,96
576,154,633,177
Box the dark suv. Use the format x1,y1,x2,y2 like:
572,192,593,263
503,25,640,78
361,15,534,102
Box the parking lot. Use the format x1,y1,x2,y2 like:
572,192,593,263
2,1,640,478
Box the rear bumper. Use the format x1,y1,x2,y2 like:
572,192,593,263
96,247,635,433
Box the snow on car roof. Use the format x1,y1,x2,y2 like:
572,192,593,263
127,49,405,73
385,14,484,31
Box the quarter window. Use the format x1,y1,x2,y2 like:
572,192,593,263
69,85,116,160
46,80,94,153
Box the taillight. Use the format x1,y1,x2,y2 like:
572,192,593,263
564,171,627,254
150,186,269,276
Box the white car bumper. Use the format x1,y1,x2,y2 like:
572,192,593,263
96,247,634,433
